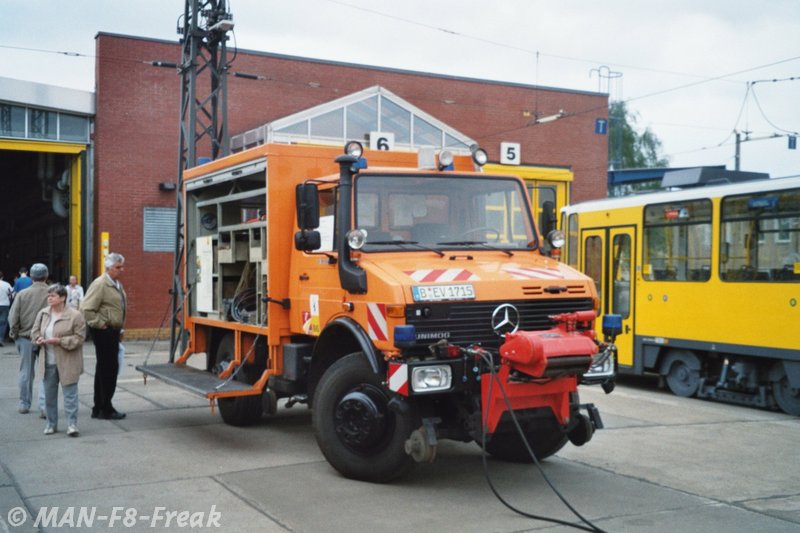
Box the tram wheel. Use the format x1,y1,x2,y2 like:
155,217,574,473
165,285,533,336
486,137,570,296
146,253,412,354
773,374,800,416
664,352,701,398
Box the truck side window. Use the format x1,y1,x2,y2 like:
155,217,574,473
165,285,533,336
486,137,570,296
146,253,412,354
317,188,337,252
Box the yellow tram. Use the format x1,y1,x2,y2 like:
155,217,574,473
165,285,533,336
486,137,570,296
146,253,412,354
561,175,800,415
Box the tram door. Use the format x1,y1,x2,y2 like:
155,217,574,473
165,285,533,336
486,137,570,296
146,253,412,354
581,227,635,367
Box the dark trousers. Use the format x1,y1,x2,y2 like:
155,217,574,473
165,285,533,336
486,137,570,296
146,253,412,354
91,327,120,415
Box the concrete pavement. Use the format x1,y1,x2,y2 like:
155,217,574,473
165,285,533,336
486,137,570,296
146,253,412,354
0,339,798,532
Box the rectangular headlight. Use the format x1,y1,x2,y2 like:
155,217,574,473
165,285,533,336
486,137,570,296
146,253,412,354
411,365,452,393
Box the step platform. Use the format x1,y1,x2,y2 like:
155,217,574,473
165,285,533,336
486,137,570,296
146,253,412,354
136,363,259,399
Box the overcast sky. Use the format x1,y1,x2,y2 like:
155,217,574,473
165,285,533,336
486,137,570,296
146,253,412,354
2,0,799,178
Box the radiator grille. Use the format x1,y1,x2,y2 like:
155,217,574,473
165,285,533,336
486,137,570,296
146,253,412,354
406,298,594,348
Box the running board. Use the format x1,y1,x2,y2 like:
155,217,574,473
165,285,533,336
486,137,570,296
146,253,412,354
136,363,261,401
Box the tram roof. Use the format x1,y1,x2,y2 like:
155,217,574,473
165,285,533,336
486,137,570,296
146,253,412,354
564,175,800,214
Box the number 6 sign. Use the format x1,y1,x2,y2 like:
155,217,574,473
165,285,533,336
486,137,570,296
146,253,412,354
370,132,395,151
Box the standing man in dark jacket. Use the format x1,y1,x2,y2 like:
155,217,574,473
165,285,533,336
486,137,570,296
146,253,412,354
81,253,127,420
9,263,49,414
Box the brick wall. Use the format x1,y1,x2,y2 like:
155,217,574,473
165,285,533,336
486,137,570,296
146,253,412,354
94,33,608,329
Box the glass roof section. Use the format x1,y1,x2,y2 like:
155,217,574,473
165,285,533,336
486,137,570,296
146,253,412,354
231,86,475,153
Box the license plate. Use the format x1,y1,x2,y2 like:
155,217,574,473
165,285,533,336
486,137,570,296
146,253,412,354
412,284,475,302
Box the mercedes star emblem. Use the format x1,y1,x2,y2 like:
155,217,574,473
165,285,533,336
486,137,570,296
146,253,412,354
491,303,520,336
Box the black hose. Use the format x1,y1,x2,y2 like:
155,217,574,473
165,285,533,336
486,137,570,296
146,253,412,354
477,348,607,533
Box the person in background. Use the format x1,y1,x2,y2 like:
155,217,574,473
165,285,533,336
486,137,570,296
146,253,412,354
66,275,84,310
0,271,12,346
33,284,86,436
9,263,49,414
81,253,127,420
13,267,32,293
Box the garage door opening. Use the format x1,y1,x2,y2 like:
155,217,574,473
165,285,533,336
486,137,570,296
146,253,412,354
0,149,78,284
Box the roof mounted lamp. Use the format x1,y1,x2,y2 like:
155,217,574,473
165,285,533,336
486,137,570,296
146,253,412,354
470,144,489,167
438,150,455,171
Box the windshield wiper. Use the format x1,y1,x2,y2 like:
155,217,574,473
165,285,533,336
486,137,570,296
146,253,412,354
436,240,514,257
368,240,445,257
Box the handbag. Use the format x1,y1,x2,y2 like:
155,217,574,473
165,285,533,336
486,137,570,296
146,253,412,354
118,343,125,375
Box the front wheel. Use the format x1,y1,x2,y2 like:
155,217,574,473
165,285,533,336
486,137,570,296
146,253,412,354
481,415,568,463
312,353,416,482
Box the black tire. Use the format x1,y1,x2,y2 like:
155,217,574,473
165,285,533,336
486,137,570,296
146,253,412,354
665,354,701,398
482,416,568,463
215,334,263,426
773,373,800,416
312,353,416,482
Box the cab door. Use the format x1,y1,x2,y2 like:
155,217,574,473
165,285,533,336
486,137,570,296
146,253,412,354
582,226,635,367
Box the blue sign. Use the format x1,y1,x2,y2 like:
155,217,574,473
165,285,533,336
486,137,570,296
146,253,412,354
595,118,608,135
789,135,797,150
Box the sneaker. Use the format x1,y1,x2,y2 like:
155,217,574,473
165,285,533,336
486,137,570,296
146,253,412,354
18,407,29,414
43,426,56,435
39,410,47,419
67,425,79,437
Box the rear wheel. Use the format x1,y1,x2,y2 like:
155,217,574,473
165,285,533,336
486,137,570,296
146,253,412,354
312,353,416,482
482,416,568,463
215,334,263,426
664,352,701,397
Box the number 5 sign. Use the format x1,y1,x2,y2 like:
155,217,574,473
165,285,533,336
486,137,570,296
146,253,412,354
370,132,395,151
500,142,521,165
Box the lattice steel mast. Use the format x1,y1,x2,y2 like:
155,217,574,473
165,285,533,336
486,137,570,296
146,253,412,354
170,0,233,361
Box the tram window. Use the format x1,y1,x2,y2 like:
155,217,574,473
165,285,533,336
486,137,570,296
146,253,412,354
643,199,712,282
568,214,579,268
584,236,603,305
720,189,800,282
612,234,631,318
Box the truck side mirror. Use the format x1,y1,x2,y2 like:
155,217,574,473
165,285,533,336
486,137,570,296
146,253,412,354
296,183,320,230
294,230,321,251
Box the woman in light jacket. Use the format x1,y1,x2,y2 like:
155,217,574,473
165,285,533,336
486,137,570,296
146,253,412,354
32,284,86,436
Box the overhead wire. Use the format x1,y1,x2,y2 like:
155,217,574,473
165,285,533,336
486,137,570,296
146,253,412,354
318,0,742,84
4,6,798,162
750,83,799,135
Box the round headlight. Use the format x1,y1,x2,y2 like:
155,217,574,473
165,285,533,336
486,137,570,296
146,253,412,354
344,141,364,158
547,229,566,249
471,147,488,166
347,228,368,250
438,150,454,169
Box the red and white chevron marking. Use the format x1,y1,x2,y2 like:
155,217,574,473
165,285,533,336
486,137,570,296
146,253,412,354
404,268,479,283
367,303,388,341
502,266,565,280
388,362,409,396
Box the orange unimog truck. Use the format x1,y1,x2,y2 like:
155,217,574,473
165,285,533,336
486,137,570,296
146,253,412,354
140,142,618,482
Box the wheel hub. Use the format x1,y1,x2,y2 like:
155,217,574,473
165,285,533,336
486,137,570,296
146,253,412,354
334,387,387,448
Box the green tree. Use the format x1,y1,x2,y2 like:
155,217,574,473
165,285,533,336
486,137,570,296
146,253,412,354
609,101,669,169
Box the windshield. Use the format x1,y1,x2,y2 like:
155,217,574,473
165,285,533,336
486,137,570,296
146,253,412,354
354,174,538,251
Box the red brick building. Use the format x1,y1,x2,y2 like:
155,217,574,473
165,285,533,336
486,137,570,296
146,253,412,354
93,33,608,333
